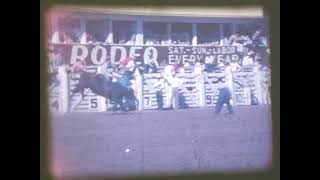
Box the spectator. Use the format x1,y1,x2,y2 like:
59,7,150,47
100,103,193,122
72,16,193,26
119,39,126,44
86,33,94,44
153,34,161,44
117,32,127,44
51,31,68,44
204,55,216,72
64,32,73,44
161,35,169,45
162,63,175,81
125,34,136,45
59,31,66,44
182,32,191,45
241,35,252,46
172,63,180,75
224,61,233,77
220,36,231,46
230,59,242,72
144,57,159,73
242,50,255,66
194,62,203,75
216,59,225,68
172,33,191,45
48,47,64,87
145,36,154,45
267,48,270,54
251,30,264,46
79,32,87,44
229,32,241,45
179,63,189,75
254,52,263,63
51,47,64,66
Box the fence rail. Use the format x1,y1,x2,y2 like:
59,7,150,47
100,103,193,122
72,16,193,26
48,65,271,113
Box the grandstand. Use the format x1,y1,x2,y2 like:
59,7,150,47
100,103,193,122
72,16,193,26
46,6,270,113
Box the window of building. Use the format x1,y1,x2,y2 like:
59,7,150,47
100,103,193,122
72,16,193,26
113,21,136,45
171,23,192,45
143,22,168,45
222,23,233,38
197,23,220,45
57,17,81,43
86,20,108,43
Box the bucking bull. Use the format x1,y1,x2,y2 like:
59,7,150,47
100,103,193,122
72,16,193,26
70,72,139,112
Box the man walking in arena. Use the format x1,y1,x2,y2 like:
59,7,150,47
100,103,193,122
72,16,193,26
214,75,234,114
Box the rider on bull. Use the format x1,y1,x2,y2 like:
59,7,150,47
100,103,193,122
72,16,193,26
67,59,89,96
118,70,133,90
68,59,87,76
110,66,137,111
121,55,137,80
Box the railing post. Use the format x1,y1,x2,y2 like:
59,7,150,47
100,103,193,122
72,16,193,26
136,71,144,110
225,67,234,106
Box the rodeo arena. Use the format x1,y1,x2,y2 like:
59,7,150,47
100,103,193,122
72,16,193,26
46,6,272,178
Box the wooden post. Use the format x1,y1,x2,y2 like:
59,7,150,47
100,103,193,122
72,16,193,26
136,18,143,45
167,23,172,45
97,65,107,111
58,66,69,113
219,24,223,45
198,73,206,107
254,64,263,104
227,69,235,106
79,19,87,44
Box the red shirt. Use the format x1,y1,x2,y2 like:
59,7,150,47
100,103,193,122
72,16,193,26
122,57,134,65
173,64,179,72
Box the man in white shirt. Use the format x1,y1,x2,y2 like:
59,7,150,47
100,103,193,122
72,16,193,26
163,64,174,80
214,75,234,114
230,60,242,72
194,62,203,76
167,73,184,109
242,51,255,66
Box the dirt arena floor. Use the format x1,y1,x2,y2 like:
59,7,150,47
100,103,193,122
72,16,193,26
50,105,273,179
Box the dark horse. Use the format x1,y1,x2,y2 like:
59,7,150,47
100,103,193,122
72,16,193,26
70,72,138,112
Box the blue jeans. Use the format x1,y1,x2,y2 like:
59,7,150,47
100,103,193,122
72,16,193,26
156,91,164,109
215,88,234,114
